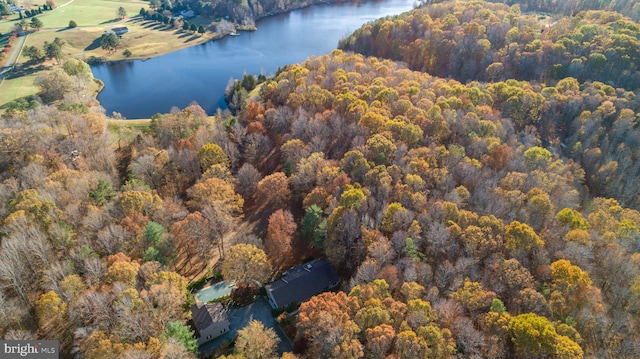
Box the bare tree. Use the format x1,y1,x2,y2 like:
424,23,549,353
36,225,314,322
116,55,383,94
202,204,233,258
235,163,262,198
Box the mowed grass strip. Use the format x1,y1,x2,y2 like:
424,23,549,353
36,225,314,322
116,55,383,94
2,0,148,30
0,71,42,105
24,19,211,61
37,0,147,28
2,0,212,60
0,0,213,106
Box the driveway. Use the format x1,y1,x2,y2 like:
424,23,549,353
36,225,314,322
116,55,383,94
0,35,26,79
199,296,293,357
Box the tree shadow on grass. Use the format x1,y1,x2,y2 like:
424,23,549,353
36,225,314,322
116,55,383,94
6,64,50,79
99,19,117,25
177,32,192,39
141,20,157,25
184,35,201,42
85,37,102,51
150,24,166,30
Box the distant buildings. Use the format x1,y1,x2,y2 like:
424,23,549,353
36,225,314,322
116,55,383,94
8,4,25,13
265,259,339,309
190,302,230,345
105,26,128,37
180,10,195,18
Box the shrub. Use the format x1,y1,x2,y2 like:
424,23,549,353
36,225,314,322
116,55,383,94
186,276,208,291
68,20,77,28
230,284,258,306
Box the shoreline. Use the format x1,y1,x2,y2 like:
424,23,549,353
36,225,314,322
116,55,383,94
99,0,348,64
92,0,348,104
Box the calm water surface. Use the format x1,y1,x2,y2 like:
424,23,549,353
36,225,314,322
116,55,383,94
91,0,415,118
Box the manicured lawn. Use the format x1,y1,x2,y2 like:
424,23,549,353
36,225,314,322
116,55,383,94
0,70,43,106
0,0,214,108
24,19,211,61
30,0,148,29
0,0,145,32
0,0,73,33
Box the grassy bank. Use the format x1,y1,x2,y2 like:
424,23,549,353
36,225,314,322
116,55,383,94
24,17,213,61
0,0,214,107
107,118,151,127
0,71,41,105
0,0,143,33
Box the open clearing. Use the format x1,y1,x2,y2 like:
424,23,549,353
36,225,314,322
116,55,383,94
0,0,145,32
0,71,41,104
0,0,214,108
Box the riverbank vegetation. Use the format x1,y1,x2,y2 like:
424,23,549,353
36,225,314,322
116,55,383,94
0,0,369,109
0,0,215,108
1,0,640,358
340,0,640,89
152,0,353,27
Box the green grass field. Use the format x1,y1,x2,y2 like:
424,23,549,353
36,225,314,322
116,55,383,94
30,0,147,29
0,0,214,109
0,71,42,105
0,0,145,32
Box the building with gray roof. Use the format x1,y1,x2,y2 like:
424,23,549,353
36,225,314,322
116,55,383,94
190,302,230,345
265,258,339,309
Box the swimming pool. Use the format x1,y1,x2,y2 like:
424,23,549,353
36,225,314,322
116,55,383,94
196,281,234,302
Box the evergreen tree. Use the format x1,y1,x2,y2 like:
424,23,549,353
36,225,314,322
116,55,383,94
30,16,43,30
165,321,198,354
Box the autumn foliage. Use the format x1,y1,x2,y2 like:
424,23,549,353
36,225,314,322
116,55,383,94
2,1,640,358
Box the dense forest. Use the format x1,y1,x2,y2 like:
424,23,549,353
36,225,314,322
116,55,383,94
456,0,640,16
340,1,640,89
340,0,640,208
2,0,640,358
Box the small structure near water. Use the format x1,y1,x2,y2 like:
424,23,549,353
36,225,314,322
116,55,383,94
106,26,129,37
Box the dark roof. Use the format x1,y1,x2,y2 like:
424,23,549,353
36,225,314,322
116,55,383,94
111,27,128,34
191,302,228,332
265,259,339,308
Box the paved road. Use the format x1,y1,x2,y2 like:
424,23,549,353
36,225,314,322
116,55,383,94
0,0,77,78
0,35,27,80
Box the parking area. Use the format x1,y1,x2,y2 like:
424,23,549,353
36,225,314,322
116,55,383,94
199,296,292,356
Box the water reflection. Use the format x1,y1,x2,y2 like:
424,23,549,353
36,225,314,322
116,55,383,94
92,0,415,118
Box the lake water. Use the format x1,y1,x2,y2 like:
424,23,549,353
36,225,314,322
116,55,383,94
91,0,416,118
